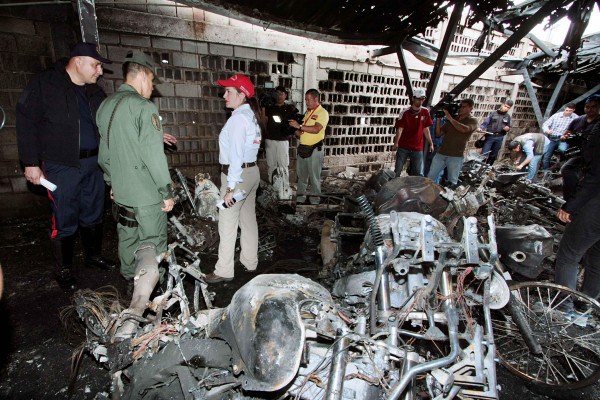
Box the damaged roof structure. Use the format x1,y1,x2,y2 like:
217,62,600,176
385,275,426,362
171,0,600,111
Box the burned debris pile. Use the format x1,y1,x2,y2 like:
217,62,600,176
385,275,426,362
64,165,600,399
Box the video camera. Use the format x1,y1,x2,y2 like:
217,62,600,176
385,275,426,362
564,131,585,147
270,113,304,138
435,95,461,118
259,81,278,108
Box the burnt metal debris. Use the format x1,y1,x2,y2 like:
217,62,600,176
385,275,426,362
65,161,600,399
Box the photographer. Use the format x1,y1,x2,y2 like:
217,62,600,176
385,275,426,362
427,99,478,187
560,96,600,202
506,132,549,182
479,99,513,164
261,86,298,188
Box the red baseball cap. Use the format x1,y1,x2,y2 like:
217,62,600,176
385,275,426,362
217,74,255,98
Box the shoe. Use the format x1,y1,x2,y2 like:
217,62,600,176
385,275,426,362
296,195,306,204
309,196,321,205
86,255,117,270
55,268,76,291
204,272,234,283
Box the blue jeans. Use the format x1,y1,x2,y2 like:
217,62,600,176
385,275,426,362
427,154,464,185
481,135,505,164
518,151,546,182
395,148,424,177
542,138,568,170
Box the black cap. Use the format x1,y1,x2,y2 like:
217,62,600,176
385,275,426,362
70,42,112,64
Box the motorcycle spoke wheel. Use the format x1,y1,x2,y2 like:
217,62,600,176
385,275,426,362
493,281,600,389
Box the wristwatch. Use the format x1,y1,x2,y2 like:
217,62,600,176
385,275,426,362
225,187,234,194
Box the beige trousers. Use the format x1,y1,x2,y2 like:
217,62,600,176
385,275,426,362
265,139,289,183
214,166,260,278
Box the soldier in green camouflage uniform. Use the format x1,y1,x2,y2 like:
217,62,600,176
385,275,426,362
97,51,174,280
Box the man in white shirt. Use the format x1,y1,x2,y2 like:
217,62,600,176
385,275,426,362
541,103,578,170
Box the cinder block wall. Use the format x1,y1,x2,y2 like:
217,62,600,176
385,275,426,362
0,1,572,202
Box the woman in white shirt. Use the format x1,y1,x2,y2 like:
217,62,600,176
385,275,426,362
204,74,262,283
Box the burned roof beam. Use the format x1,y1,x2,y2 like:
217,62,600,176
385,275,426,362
396,44,414,99
425,2,464,106
432,0,567,110
545,73,569,119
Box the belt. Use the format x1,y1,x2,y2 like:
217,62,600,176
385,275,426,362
487,132,505,137
221,162,256,175
113,204,138,228
80,148,99,159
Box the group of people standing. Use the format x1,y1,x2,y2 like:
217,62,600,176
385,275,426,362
16,42,329,289
392,88,480,188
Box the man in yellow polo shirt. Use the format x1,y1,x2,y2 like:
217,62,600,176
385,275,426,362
289,89,329,204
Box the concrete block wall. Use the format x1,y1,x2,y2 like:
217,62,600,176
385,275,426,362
95,31,305,181
0,8,76,195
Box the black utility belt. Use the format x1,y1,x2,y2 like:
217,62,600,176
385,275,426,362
80,148,99,159
221,162,256,175
113,204,138,228
487,132,505,137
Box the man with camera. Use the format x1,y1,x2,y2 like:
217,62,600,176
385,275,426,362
261,87,299,193
506,132,550,182
479,99,513,164
541,103,578,170
559,96,600,201
426,99,477,187
393,88,434,177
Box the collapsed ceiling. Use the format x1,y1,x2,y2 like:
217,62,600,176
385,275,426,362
176,0,518,45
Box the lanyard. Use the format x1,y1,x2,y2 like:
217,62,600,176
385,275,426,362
303,107,318,125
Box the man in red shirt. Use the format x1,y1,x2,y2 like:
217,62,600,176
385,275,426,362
394,88,434,176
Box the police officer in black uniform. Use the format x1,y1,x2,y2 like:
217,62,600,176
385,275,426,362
16,42,115,290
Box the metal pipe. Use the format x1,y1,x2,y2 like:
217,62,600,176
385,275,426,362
325,331,350,400
376,246,391,313
401,350,420,400
387,307,460,400
387,270,461,400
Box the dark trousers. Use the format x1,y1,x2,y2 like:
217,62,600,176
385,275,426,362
555,193,600,301
43,156,105,238
481,135,505,165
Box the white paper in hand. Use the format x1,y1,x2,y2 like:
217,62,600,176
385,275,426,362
40,177,57,192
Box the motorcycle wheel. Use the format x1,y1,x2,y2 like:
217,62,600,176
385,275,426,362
493,281,600,389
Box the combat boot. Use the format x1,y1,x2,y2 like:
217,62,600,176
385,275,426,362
80,224,116,270
51,235,77,291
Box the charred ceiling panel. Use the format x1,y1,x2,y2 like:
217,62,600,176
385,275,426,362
174,0,514,45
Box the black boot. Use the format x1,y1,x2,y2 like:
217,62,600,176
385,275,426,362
51,235,77,291
80,224,116,270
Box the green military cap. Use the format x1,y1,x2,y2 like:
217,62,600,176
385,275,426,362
123,50,162,84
